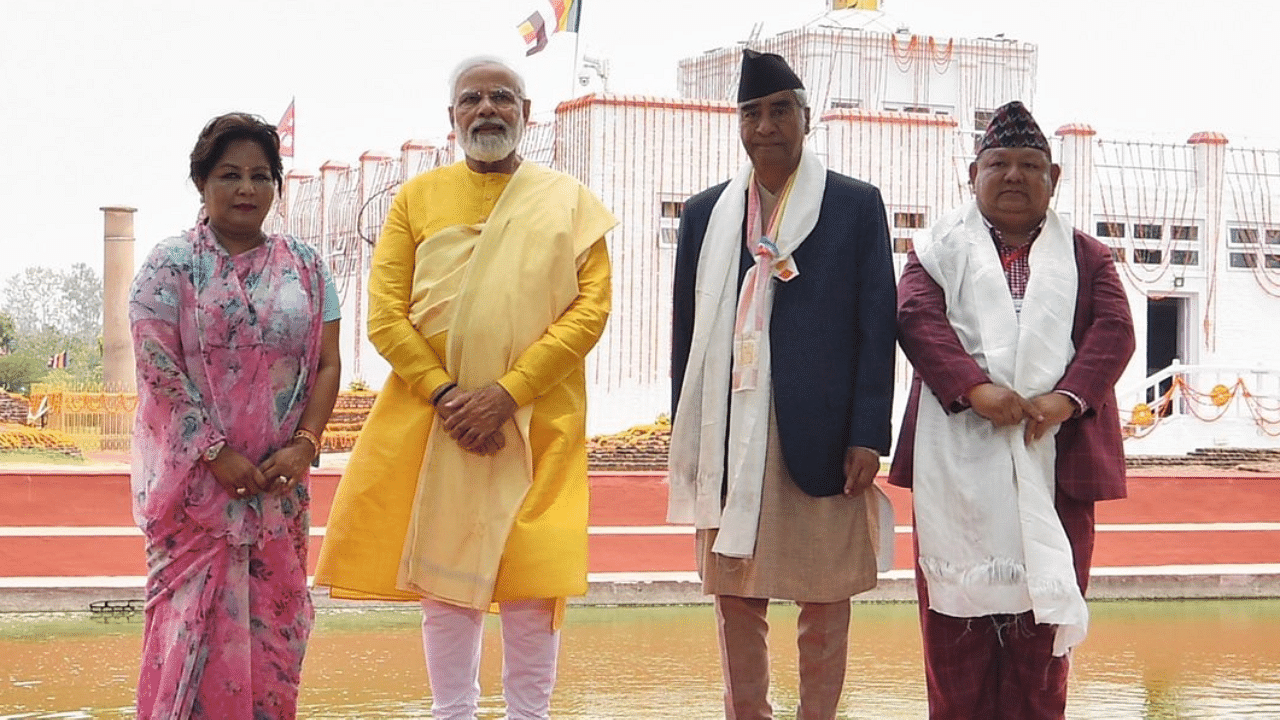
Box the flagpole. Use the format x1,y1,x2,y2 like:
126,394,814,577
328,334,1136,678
571,30,582,99
286,96,295,171
275,97,295,230
570,1,583,99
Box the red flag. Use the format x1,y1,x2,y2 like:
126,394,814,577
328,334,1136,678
277,99,295,158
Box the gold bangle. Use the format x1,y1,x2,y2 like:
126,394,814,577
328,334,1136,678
292,428,320,458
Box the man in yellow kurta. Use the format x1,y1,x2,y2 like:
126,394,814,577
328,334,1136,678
314,55,616,720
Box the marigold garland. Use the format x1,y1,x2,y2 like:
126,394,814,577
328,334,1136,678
0,423,83,455
1123,375,1280,439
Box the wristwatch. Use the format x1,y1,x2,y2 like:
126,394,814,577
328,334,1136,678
203,440,226,463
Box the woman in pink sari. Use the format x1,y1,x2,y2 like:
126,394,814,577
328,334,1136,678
129,113,341,719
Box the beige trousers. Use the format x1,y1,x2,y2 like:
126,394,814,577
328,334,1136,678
715,595,851,720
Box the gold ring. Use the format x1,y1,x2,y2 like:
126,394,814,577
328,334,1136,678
277,476,290,485
235,487,247,495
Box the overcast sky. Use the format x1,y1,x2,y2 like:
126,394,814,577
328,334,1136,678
3,0,1277,276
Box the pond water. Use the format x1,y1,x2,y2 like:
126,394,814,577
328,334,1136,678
2,600,1279,718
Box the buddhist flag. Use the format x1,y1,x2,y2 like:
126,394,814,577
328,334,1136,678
518,0,581,56
518,12,548,56
47,350,68,369
832,0,879,9
277,99,295,158
548,0,582,33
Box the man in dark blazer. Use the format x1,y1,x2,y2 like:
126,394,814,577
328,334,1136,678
668,49,897,719
890,101,1135,720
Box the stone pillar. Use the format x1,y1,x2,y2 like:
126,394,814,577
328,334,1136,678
401,139,441,180
100,206,136,392
1188,131,1229,353
1053,123,1097,231
319,161,351,253
352,151,395,384
284,169,317,242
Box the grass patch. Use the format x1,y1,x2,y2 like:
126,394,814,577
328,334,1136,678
314,606,422,632
0,611,142,640
0,448,88,465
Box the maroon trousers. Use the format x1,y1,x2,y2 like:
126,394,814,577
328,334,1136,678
916,489,1096,720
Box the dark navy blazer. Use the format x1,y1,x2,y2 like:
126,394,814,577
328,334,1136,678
671,171,898,497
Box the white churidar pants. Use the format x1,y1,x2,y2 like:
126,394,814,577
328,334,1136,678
420,597,560,720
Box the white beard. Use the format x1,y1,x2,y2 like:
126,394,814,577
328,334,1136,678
459,118,524,163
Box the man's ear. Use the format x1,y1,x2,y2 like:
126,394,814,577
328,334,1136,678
1049,163,1062,195
522,98,532,121
968,161,979,189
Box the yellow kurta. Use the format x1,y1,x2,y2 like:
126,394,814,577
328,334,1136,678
314,161,614,604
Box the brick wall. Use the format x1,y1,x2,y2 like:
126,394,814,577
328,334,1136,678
587,426,670,472
0,394,29,425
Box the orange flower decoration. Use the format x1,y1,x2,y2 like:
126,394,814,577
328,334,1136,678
1131,403,1155,427
1210,384,1232,407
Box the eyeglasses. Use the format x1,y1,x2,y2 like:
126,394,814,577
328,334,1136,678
454,88,521,110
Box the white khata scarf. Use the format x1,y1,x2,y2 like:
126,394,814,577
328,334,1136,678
667,148,825,558
912,199,1087,656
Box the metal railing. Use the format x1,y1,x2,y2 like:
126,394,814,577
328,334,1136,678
28,383,136,452
1117,362,1280,439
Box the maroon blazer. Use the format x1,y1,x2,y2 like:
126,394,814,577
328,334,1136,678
889,228,1135,502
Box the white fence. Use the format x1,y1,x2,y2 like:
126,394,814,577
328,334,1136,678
1119,362,1280,454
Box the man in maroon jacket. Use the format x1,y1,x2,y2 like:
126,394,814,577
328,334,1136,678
889,101,1135,719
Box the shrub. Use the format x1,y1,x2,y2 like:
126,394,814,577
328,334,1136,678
0,423,83,457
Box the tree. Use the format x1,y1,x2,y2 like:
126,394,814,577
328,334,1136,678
4,267,64,337
60,263,104,340
0,353,48,393
1,265,104,386
2,264,102,340
0,313,15,354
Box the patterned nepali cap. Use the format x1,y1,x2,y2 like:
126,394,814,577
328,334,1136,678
975,101,1051,159
738,49,804,103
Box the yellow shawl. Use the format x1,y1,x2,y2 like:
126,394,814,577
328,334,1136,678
314,160,615,609
398,161,604,607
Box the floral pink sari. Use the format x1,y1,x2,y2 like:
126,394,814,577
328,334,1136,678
130,223,325,719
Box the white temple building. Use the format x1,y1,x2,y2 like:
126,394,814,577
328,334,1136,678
271,5,1280,455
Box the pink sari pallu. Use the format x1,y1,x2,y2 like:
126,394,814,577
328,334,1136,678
130,223,324,719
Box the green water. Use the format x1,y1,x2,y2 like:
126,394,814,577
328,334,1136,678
2,600,1279,718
